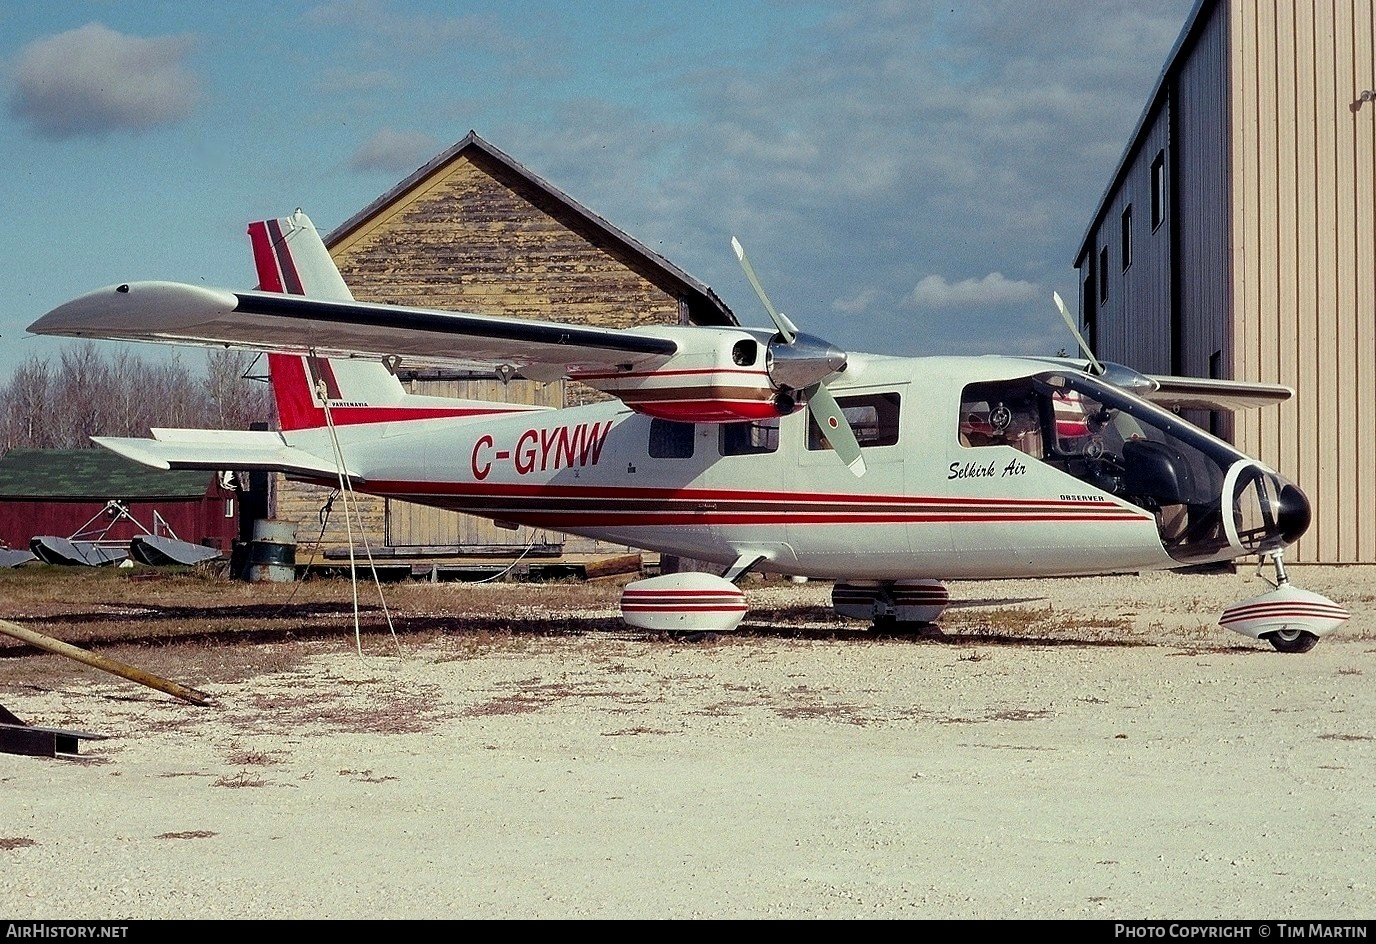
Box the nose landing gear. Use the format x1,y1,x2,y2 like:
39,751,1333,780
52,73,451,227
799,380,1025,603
1219,550,1350,652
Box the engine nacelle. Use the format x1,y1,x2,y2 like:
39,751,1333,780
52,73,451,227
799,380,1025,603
573,328,793,423
571,324,846,425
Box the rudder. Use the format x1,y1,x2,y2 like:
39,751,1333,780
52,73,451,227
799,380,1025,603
248,210,411,430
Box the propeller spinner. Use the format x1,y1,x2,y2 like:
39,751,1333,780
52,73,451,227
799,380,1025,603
731,237,865,476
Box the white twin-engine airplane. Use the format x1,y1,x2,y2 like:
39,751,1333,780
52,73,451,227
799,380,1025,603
30,211,1350,651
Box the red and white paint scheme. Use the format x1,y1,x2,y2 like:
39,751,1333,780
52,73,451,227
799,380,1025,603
620,572,749,633
832,580,950,625
1220,581,1351,653
30,210,1348,651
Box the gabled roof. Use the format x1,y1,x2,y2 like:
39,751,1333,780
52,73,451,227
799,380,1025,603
324,131,738,328
0,449,213,501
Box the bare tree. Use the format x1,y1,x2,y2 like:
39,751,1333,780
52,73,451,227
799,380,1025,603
204,350,274,430
1,346,278,456
1,355,55,451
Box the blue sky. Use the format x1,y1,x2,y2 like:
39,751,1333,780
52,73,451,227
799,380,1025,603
2,0,1196,381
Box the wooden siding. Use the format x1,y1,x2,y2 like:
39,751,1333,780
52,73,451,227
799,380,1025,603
1230,0,1376,562
273,145,693,556
329,151,685,331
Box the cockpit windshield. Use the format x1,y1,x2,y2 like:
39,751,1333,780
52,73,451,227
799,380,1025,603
958,371,1307,564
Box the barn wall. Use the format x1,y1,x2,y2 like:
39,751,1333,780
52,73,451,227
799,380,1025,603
0,495,236,552
328,152,684,332
271,147,694,557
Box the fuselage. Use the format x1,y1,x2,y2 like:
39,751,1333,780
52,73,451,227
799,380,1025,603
287,354,1311,582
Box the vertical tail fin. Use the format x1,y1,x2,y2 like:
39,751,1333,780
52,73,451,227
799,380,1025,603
248,211,543,431
249,210,354,302
248,211,410,431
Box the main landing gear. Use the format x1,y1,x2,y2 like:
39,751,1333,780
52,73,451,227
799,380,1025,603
1219,550,1349,653
831,580,950,631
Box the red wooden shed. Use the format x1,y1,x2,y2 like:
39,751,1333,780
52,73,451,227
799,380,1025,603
0,449,237,554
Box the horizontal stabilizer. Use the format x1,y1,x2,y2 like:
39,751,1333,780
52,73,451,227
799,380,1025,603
93,430,352,479
1144,376,1293,412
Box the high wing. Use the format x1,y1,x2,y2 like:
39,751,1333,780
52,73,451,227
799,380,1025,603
1143,375,1293,412
1026,356,1293,412
28,211,866,461
30,280,682,380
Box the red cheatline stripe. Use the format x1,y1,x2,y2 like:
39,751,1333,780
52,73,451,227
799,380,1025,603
618,389,773,404
1221,604,1350,625
574,367,771,382
1223,601,1350,617
267,218,304,295
623,605,749,614
622,590,744,599
364,478,1152,511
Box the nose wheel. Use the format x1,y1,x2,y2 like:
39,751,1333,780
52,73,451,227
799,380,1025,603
1218,550,1349,652
1264,626,1319,654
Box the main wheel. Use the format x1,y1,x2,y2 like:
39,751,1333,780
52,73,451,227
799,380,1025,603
1263,628,1320,653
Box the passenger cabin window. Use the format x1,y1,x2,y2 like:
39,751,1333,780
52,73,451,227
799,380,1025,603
648,419,695,458
806,392,900,450
721,418,779,455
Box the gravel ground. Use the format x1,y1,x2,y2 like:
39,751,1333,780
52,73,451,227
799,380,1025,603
1,566,1373,919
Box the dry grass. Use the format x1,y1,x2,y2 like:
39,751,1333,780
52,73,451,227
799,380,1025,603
1,564,1368,701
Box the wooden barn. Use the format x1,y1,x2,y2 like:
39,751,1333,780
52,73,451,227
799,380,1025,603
273,131,738,565
0,448,237,554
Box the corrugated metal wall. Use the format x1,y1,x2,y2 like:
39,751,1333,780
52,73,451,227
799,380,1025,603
1175,1,1232,388
1231,0,1376,562
1087,115,1175,373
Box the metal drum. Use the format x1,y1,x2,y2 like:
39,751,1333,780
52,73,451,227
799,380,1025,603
246,519,296,582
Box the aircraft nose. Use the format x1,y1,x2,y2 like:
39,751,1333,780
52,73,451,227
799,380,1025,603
1276,481,1312,545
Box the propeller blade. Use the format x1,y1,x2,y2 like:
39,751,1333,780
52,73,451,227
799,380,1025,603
731,236,798,342
805,383,866,477
1053,291,1104,375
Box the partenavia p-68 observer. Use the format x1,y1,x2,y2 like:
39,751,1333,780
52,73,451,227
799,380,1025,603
29,211,1349,650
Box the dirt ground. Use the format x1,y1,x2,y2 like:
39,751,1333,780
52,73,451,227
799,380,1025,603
1,565,1373,919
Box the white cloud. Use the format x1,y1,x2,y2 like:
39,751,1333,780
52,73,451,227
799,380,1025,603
909,272,1040,308
350,128,442,173
8,23,199,139
831,288,882,315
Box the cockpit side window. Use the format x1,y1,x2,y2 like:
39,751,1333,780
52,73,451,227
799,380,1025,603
960,372,1248,564
957,380,1045,459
